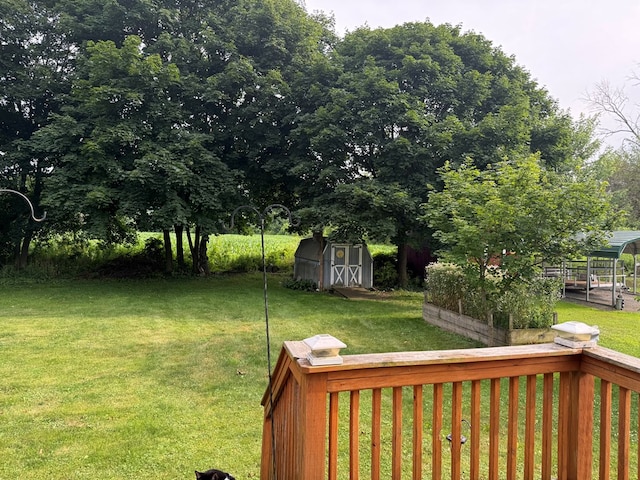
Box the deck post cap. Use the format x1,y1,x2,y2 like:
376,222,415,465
552,321,599,348
304,334,347,366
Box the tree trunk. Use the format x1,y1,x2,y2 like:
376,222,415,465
397,242,409,289
174,225,185,269
197,234,210,275
186,226,194,259
163,229,173,274
189,225,201,275
13,231,32,269
186,226,210,275
18,232,33,269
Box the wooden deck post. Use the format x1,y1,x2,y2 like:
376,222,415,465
296,367,329,480
565,369,595,479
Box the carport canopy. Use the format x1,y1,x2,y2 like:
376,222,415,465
589,230,640,259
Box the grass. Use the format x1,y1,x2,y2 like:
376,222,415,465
1,264,639,479
0,273,473,479
555,300,640,356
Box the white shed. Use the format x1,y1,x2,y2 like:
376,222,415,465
293,235,374,290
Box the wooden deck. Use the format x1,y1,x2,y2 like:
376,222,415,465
261,339,640,480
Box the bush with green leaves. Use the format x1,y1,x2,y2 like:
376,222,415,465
493,277,562,329
373,253,399,290
425,262,561,329
2,233,137,279
424,262,465,311
281,277,317,291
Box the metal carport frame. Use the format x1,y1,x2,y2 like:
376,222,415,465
583,231,640,306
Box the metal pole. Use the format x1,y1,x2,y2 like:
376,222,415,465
227,204,298,480
612,258,617,307
586,257,590,303
634,254,637,294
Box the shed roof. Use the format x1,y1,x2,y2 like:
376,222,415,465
589,231,640,259
294,237,322,262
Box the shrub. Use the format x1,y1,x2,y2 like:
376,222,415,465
281,277,317,291
373,253,399,290
424,262,466,311
15,234,135,278
425,262,561,329
494,277,562,329
142,237,164,264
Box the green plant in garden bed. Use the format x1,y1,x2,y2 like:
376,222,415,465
425,262,562,329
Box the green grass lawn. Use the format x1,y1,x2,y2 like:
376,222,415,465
1,274,638,479
555,300,640,356
0,274,473,479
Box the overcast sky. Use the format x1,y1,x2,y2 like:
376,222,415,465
302,0,640,146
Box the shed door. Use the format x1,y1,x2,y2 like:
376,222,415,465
331,244,363,287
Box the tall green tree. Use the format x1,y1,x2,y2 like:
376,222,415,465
68,1,328,195
37,36,240,271
424,154,616,303
180,0,336,208
0,0,73,266
596,146,640,228
9,0,332,272
294,22,578,286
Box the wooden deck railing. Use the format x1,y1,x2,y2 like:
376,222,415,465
260,339,640,480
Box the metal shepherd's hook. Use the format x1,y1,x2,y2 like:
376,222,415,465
225,204,299,480
0,189,46,222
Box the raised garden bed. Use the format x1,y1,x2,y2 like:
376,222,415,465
422,301,556,347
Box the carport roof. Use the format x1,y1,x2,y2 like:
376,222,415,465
590,231,640,259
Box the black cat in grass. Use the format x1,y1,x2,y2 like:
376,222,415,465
195,469,235,480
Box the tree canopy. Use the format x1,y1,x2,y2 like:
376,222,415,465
1,0,332,270
291,22,590,286
0,0,618,279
